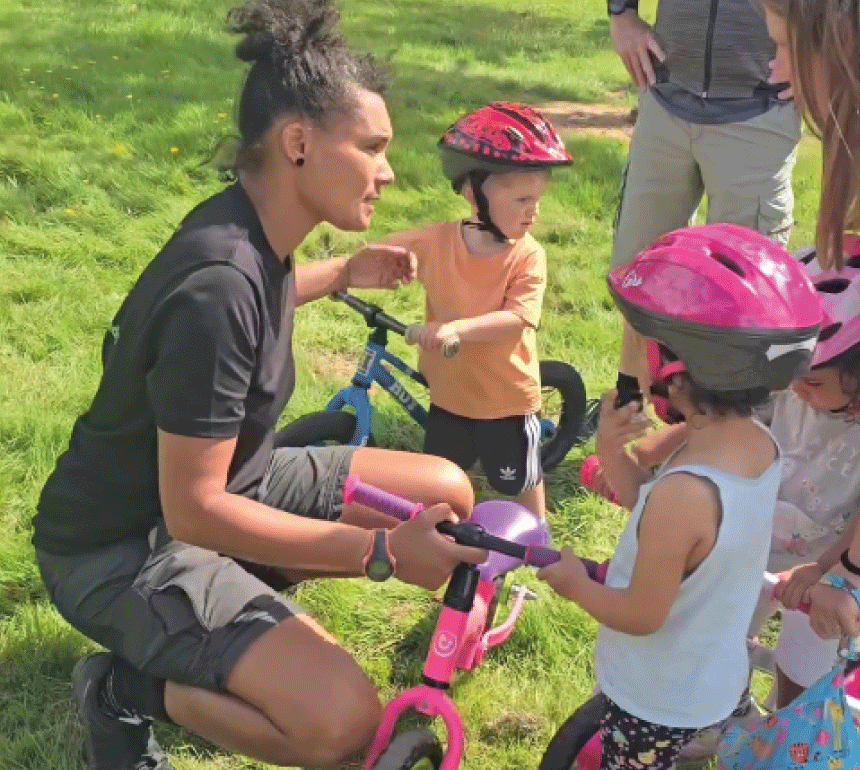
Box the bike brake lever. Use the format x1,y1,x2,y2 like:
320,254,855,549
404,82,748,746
435,521,525,559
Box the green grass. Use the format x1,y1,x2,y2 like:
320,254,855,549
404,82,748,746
0,0,824,768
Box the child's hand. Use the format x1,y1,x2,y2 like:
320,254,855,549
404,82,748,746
774,562,824,610
596,390,651,458
537,546,591,602
415,322,458,351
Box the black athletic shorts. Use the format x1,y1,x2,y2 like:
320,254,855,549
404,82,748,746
423,404,542,496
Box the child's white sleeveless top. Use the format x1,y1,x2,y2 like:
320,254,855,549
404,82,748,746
595,433,781,728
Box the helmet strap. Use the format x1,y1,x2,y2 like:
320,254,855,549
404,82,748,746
465,170,509,243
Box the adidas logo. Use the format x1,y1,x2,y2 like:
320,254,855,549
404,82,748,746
499,466,517,482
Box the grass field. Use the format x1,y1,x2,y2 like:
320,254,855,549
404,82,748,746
0,0,824,768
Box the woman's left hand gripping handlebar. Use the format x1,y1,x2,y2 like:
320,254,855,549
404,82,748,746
388,504,488,591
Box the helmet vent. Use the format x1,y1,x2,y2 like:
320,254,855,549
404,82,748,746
818,322,843,343
711,253,745,277
815,278,851,294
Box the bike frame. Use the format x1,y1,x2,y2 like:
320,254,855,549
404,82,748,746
361,565,530,770
326,326,428,446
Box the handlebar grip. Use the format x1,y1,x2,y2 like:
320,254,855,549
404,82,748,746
523,544,562,568
404,324,460,359
342,475,423,522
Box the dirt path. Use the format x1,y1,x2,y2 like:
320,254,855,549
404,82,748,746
537,101,637,142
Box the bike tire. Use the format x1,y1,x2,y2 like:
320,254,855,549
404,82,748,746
371,728,444,770
539,692,606,770
539,360,588,472
273,410,376,448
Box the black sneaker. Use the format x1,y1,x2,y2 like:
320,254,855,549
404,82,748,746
72,653,173,770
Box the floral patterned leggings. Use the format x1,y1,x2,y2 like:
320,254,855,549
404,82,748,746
600,698,697,770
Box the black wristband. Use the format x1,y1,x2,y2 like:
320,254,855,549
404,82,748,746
840,549,860,577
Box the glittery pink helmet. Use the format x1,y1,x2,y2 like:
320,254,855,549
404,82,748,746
608,224,824,393
795,234,860,368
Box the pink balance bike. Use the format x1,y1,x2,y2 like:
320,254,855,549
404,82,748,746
342,475,606,770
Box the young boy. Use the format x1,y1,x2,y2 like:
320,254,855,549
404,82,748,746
382,102,572,518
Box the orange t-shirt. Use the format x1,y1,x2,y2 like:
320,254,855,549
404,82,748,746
382,221,545,420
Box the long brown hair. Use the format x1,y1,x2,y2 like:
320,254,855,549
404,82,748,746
760,0,860,269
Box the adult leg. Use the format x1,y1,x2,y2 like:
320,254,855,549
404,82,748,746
611,91,704,393
699,101,800,247
166,613,382,767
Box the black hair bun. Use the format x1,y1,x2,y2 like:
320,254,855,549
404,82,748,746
227,0,344,64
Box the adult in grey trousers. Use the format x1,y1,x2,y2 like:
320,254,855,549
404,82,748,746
608,0,801,409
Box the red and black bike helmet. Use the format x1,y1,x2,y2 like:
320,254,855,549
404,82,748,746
439,102,572,240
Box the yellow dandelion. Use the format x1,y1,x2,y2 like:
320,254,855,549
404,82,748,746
29,80,35,84
22,67,30,73
114,144,127,155
65,208,77,216
217,112,227,118
52,93,59,99
112,55,119,60
170,147,179,154
126,94,133,99
82,179,89,183
88,60,96,65
71,64,79,70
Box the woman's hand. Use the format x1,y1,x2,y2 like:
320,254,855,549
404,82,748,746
346,244,417,289
806,566,860,639
537,547,591,602
387,504,488,591
773,562,824,610
609,11,666,91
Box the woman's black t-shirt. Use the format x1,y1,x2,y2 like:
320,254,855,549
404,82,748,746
33,183,295,555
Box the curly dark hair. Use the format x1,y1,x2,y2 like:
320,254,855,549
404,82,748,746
222,0,389,173
654,344,770,418
812,339,860,408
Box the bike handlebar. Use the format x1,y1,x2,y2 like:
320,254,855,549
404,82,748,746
332,291,459,358
342,475,609,572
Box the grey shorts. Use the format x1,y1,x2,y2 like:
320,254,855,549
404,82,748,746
35,444,356,693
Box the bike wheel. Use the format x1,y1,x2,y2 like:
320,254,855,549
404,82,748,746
539,360,588,472
371,728,444,770
539,693,606,770
273,410,376,448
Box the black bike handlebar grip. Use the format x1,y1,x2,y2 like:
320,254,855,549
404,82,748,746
342,475,422,522
523,544,562,568
404,325,460,358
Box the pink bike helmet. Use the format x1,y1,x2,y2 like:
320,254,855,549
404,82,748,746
608,224,824,393
439,102,572,241
795,235,860,368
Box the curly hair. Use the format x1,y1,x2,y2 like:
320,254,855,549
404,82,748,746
222,0,389,173
654,345,771,418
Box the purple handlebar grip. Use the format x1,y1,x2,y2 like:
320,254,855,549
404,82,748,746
523,544,562,568
582,558,610,584
342,475,423,522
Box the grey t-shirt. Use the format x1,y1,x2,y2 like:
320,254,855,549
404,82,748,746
765,390,860,572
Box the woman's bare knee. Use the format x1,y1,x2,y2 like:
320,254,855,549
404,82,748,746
226,615,383,766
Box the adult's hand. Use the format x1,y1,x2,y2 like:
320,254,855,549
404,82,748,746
388,504,488,591
346,244,417,289
773,562,824,610
610,10,666,92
